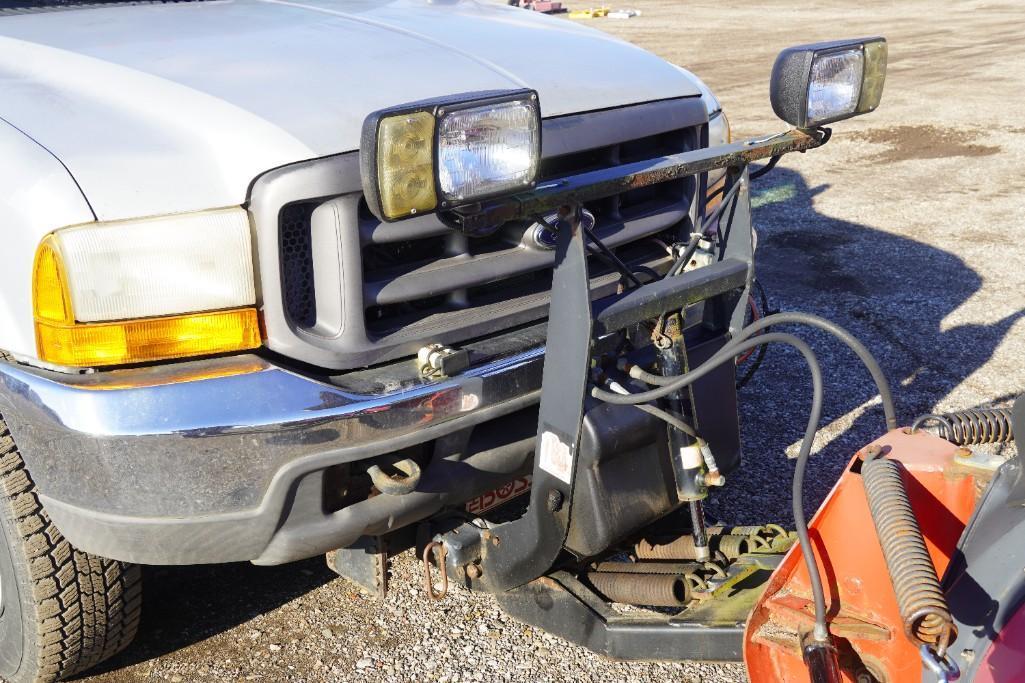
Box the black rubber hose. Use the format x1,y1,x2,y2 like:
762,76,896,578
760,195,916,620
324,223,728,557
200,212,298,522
749,154,781,180
594,332,830,640
735,279,772,390
700,180,742,236
581,223,644,288
739,313,897,431
667,232,703,277
632,402,698,438
608,312,897,432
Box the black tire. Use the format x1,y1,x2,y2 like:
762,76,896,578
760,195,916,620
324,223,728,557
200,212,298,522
0,416,141,682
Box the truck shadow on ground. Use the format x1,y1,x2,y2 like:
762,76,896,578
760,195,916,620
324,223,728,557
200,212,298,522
83,165,1022,676
80,557,337,676
708,165,1023,525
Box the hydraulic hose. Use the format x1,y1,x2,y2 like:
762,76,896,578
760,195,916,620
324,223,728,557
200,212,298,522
595,332,831,641
618,311,897,432
668,233,703,277
632,402,698,439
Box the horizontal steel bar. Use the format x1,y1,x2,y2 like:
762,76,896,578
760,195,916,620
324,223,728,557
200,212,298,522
455,128,823,233
593,257,748,334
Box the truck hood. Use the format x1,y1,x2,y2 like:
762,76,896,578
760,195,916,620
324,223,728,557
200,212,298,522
0,0,702,221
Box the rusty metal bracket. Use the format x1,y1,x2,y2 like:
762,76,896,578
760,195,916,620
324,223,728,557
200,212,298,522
326,535,391,600
452,128,823,234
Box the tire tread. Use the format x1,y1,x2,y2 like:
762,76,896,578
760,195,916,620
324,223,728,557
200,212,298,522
0,415,141,682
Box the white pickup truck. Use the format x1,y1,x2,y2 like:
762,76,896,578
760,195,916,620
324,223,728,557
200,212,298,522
0,1,888,680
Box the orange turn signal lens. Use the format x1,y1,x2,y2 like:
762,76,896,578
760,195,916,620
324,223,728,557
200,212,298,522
33,226,262,368
32,235,73,325
35,308,262,368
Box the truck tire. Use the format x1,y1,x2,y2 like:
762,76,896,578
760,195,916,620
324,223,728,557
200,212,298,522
0,417,141,683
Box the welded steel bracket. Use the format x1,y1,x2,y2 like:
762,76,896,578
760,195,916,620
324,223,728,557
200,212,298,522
477,208,593,592
495,569,777,662
326,535,390,599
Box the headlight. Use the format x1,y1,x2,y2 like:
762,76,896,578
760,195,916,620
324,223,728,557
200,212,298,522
361,90,541,222
770,37,887,128
705,111,731,208
33,208,260,367
707,110,731,148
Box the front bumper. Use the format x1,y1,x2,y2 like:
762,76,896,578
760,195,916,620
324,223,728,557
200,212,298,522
0,130,806,567
0,346,544,565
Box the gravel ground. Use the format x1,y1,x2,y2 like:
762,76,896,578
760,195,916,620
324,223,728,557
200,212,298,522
82,2,1025,682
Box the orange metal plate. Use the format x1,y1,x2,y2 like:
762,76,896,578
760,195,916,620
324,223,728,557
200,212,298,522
744,429,978,683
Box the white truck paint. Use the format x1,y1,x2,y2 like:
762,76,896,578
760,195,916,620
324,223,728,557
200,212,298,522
0,0,703,361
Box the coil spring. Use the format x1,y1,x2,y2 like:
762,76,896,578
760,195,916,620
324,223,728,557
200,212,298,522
913,407,1014,445
635,531,749,560
862,456,956,653
586,572,691,607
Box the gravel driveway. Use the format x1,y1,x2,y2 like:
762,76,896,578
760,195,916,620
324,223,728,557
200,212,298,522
82,1,1025,681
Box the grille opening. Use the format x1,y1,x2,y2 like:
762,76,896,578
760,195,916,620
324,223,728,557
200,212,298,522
363,236,449,279
358,124,697,338
620,129,688,164
276,109,701,359
363,237,671,338
463,228,523,257
365,294,450,334
357,196,377,223
541,145,617,179
620,178,689,218
280,201,318,328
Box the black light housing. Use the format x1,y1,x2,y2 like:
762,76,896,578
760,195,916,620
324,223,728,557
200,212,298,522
360,90,541,222
770,37,887,129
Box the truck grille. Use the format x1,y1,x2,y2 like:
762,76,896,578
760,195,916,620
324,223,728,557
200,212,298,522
360,126,696,338
257,97,708,369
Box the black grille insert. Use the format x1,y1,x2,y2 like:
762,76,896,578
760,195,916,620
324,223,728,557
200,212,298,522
279,202,317,328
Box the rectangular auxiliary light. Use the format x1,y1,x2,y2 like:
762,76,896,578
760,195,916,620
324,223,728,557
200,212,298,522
770,37,887,128
361,90,541,221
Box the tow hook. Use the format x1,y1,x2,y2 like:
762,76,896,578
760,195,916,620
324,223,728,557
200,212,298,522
368,458,422,496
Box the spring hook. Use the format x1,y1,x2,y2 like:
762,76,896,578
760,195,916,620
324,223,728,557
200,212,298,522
920,644,961,682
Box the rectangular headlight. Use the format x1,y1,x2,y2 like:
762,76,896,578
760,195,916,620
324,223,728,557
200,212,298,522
437,98,540,203
770,37,887,128
361,90,541,222
33,208,260,367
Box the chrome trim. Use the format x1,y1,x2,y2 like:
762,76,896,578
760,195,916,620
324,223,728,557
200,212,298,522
0,349,544,521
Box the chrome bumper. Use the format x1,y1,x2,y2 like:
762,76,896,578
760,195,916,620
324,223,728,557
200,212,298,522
0,350,543,565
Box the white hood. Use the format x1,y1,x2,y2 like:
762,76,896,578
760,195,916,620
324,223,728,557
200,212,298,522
0,0,702,221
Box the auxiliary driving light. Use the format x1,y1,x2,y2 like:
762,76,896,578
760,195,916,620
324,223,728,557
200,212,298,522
361,90,541,221
770,37,887,129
